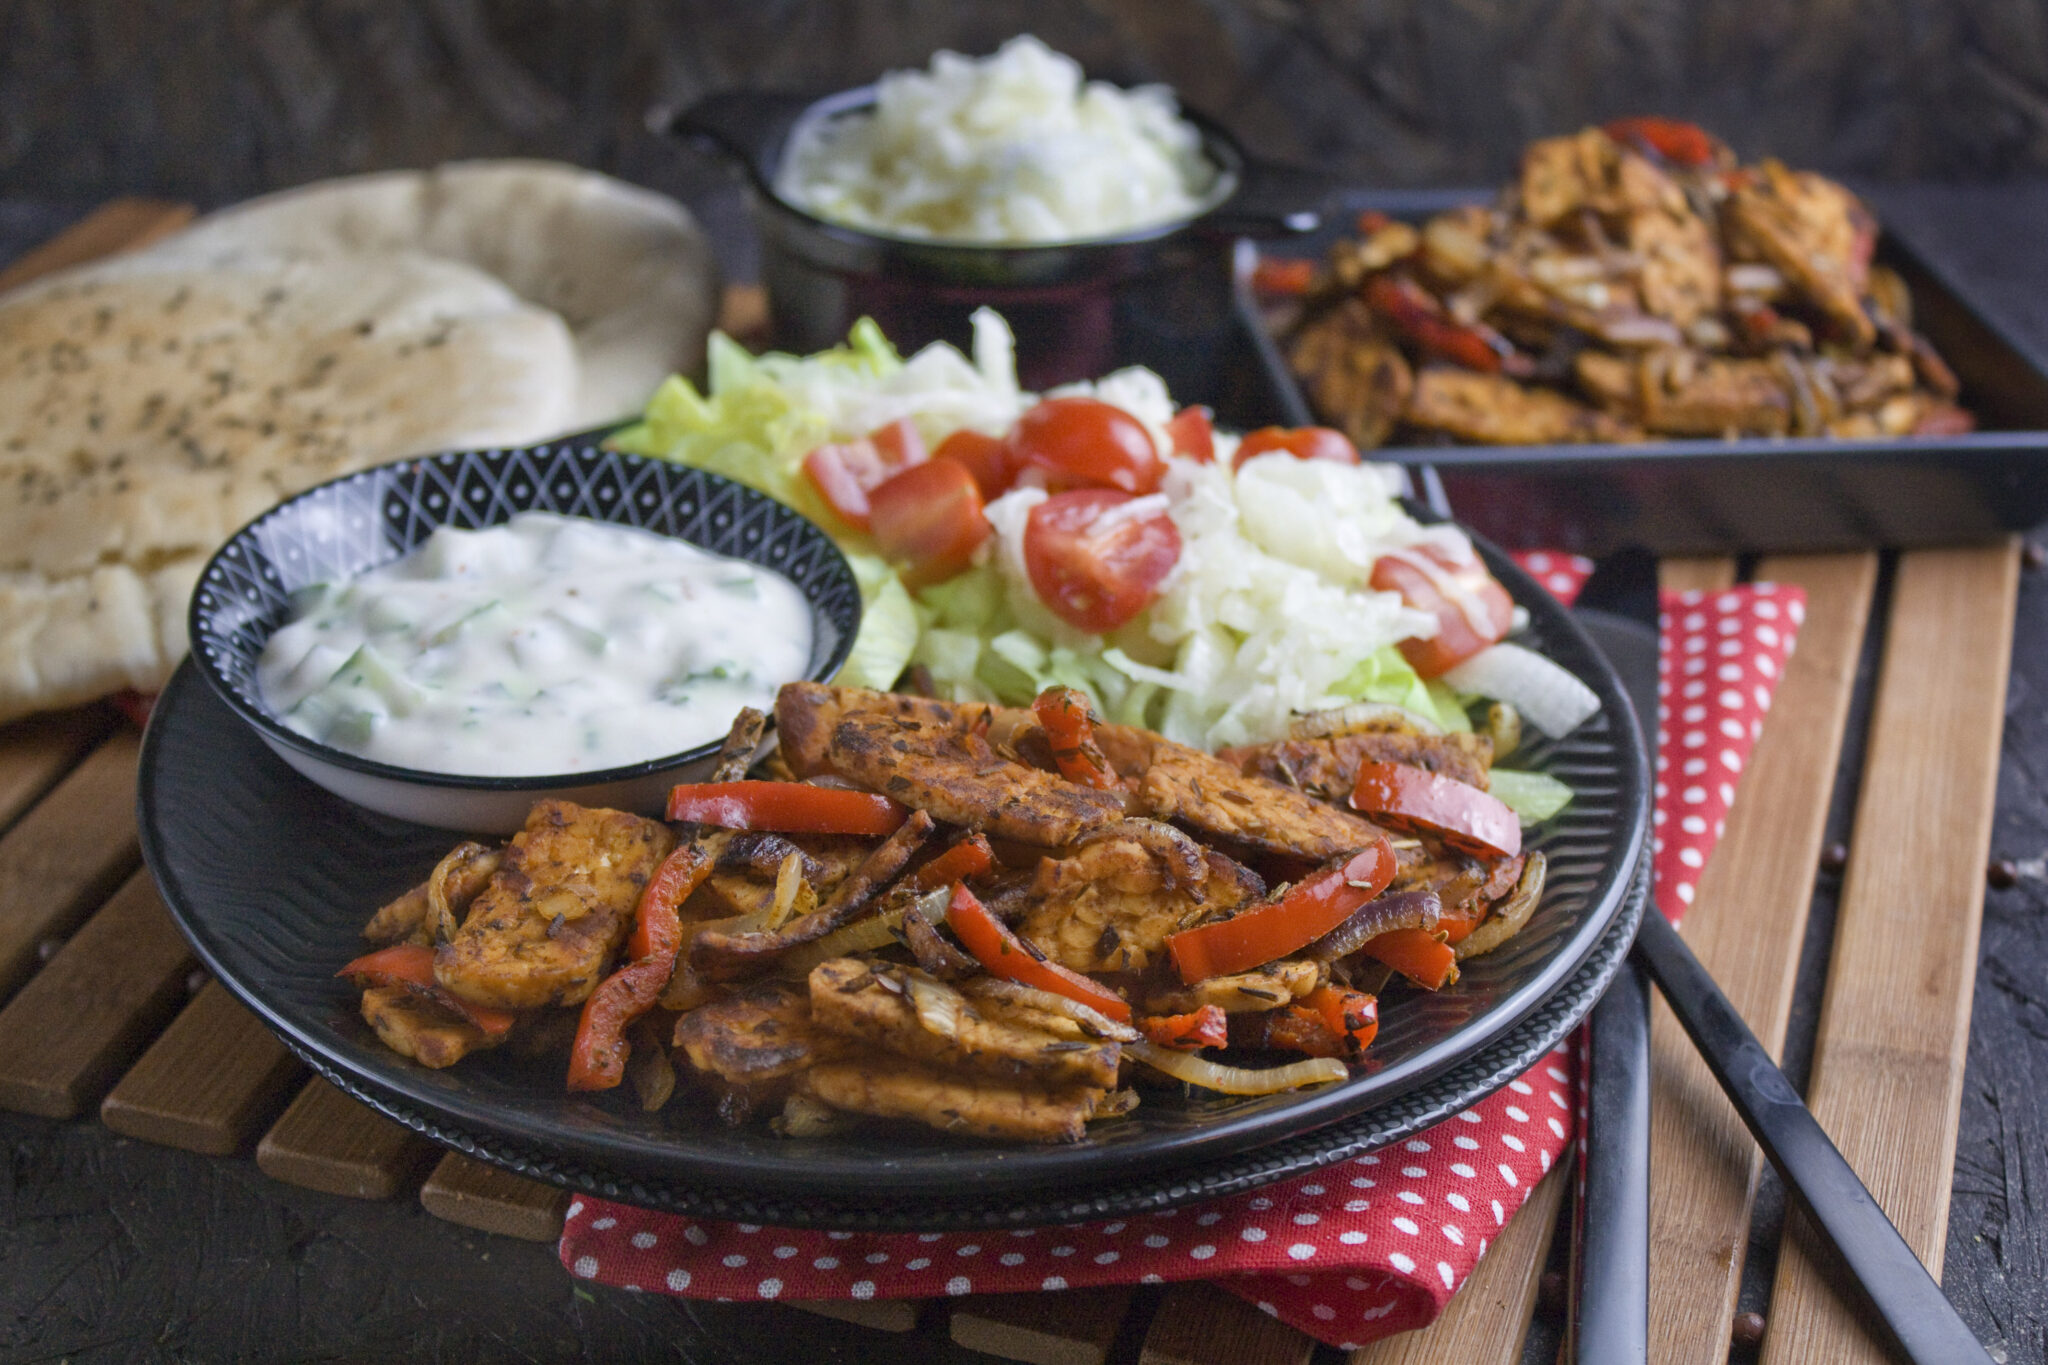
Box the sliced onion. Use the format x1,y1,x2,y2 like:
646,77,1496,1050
1127,1040,1347,1094
1092,1088,1142,1118
964,978,1140,1042
775,1092,858,1138
764,850,814,931
778,887,950,976
1308,889,1441,962
905,973,967,1040
1440,643,1600,739
426,841,497,944
1457,851,1547,960
1289,701,1441,740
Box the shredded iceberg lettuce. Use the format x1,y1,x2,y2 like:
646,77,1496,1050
614,311,1584,752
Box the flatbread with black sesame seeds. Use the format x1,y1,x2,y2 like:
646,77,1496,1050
0,249,577,722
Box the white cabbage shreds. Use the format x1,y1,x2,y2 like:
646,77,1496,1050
774,35,1214,244
1100,459,1437,750
1440,641,1601,738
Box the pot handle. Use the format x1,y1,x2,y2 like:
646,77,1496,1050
1200,157,1341,239
648,89,817,186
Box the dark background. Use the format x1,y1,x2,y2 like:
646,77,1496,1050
7,0,2048,217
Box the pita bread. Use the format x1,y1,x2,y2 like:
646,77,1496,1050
149,160,720,428
0,250,577,721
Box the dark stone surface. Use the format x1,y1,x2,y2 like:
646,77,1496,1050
5,0,2048,220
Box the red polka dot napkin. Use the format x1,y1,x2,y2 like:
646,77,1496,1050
558,565,1804,1350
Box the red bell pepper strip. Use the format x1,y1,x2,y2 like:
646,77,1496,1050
1032,686,1120,790
905,834,996,893
1602,116,1723,168
1165,837,1395,984
1349,762,1522,860
1363,273,1512,374
1250,257,1317,296
1262,985,1381,1059
665,781,909,836
1361,927,1458,990
1138,1004,1229,1052
337,944,516,1038
946,884,1133,1023
566,844,712,1091
1302,985,1379,1053
1260,1006,1345,1058
1433,906,1483,946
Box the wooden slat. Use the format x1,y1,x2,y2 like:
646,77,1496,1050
419,1152,568,1241
0,870,195,1117
100,980,303,1155
0,707,117,835
256,1077,435,1200
1348,1159,1569,1364
949,1287,1135,1365
1760,542,2019,1364
1140,1285,1315,1365
1647,552,1878,1365
0,731,143,1002
1658,556,1740,595
0,197,193,293
788,1298,925,1332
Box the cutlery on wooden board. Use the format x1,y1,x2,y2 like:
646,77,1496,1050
1568,546,1991,1365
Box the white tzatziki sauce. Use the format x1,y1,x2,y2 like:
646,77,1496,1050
256,512,813,777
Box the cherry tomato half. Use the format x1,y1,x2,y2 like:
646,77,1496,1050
1369,541,1514,678
1231,425,1361,470
800,418,928,531
869,459,991,588
1023,489,1181,633
1163,406,1216,463
1009,397,1163,495
931,427,1016,500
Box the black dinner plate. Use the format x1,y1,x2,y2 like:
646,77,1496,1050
137,532,1648,1230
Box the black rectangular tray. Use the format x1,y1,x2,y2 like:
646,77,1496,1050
1241,188,2048,556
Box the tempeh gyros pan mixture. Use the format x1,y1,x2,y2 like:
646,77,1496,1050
326,302,1616,1146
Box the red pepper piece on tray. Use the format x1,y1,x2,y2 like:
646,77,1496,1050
337,944,516,1038
665,781,909,836
1250,256,1317,297
1165,837,1396,984
1363,273,1516,374
1602,116,1725,168
567,844,713,1091
946,883,1132,1023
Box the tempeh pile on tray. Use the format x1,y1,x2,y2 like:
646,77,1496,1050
339,681,1543,1144
1276,118,1972,448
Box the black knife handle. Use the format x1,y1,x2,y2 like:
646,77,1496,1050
1633,910,1992,1365
1573,956,1652,1364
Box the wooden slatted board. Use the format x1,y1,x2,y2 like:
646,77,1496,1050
0,205,2020,1365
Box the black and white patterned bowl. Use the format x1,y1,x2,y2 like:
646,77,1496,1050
187,439,863,832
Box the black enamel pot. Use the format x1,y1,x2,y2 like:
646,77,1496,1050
658,85,1335,391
